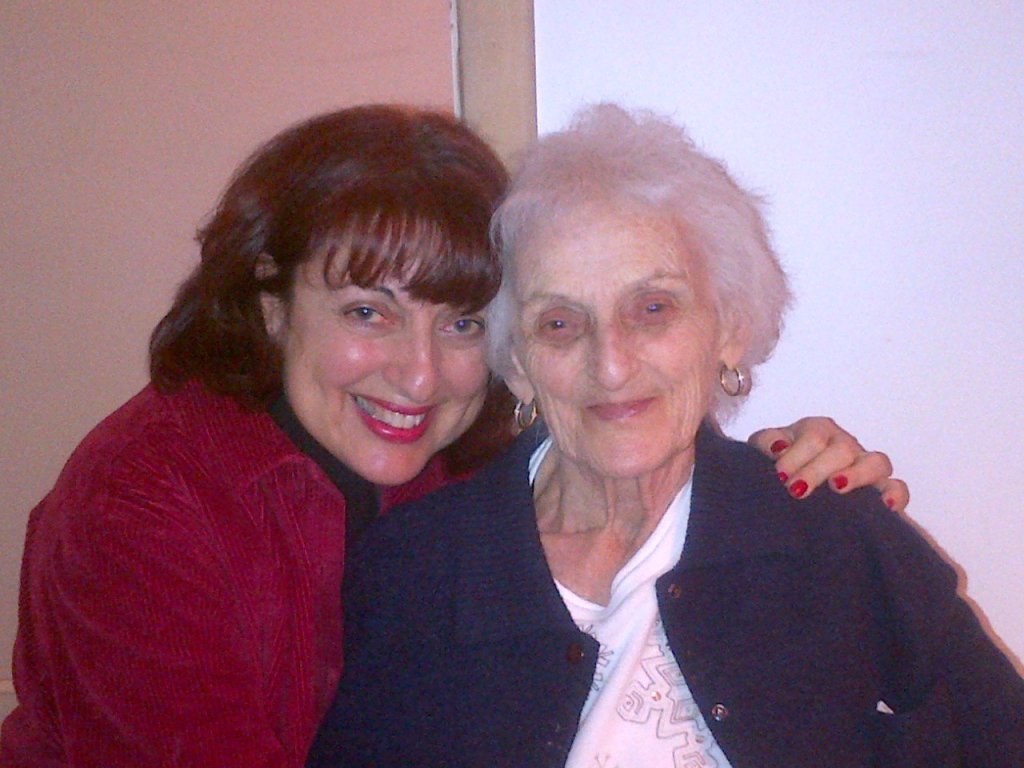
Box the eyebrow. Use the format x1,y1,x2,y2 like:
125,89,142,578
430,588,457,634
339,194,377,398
340,281,397,299
521,272,691,303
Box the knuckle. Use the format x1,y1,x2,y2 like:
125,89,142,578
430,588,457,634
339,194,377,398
833,440,859,465
864,450,894,476
894,478,910,502
808,431,830,454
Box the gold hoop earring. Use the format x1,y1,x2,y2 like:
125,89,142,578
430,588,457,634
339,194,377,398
513,399,539,431
719,364,751,397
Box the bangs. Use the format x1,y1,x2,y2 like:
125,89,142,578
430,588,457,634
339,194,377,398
316,199,501,313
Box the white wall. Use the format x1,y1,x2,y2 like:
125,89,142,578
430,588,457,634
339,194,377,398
1,0,456,721
535,1,1024,665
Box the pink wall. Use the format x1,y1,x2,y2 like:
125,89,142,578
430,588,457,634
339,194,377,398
0,0,456,712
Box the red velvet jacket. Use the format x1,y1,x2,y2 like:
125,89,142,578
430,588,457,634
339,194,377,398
0,382,451,767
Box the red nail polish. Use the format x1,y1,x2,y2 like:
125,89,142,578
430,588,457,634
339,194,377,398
770,439,790,455
833,475,849,490
789,480,808,498
777,471,789,483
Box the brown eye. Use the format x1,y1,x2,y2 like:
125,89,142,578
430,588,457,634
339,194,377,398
536,308,586,343
346,306,381,322
629,293,678,326
342,302,394,329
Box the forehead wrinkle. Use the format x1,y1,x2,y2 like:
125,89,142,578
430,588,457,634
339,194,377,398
519,266,694,305
510,207,708,324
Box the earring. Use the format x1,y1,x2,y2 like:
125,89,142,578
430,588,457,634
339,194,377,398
513,399,539,431
719,364,751,397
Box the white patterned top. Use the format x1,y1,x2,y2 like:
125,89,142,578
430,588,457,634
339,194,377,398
530,438,732,768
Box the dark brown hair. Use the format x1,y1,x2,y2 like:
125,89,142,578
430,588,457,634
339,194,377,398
150,104,514,472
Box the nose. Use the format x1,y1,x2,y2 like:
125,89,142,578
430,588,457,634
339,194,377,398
590,323,637,391
385,325,440,403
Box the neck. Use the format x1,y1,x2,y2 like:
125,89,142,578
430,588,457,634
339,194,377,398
534,445,693,604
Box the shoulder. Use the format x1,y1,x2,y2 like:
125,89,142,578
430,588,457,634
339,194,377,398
689,427,959,657
59,382,311,495
30,382,337,560
692,424,954,587
21,384,347,644
693,427,967,658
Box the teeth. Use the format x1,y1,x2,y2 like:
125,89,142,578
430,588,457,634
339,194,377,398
355,396,427,430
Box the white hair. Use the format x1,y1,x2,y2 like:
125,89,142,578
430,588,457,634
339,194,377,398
486,103,792,420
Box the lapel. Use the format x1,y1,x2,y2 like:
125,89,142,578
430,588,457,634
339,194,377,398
449,422,812,644
449,423,579,646
680,423,812,570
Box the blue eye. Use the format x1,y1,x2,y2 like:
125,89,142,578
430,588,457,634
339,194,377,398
450,317,485,336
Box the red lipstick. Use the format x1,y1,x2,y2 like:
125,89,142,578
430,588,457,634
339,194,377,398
354,396,432,444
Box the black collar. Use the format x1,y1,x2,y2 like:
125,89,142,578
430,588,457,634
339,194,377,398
269,395,379,554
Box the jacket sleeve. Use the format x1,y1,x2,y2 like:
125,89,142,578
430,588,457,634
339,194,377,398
3,470,303,767
862,499,1024,764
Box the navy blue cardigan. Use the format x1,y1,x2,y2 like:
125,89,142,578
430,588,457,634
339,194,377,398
308,424,1024,767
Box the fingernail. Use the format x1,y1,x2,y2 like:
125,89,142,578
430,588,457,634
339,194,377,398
884,497,895,509
832,475,849,491
777,471,789,483
789,480,808,499
770,439,790,455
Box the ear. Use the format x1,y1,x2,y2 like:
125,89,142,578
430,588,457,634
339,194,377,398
503,345,537,405
260,291,286,341
718,314,751,370
255,254,285,340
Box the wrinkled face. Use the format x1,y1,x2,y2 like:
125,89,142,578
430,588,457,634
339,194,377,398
263,256,489,486
507,205,744,481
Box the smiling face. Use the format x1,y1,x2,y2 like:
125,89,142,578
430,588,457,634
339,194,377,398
263,256,490,486
506,204,746,482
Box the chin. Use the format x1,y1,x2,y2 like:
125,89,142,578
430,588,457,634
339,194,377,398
357,451,433,487
588,444,687,481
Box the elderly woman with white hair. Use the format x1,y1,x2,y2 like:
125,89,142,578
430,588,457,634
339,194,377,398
307,105,1024,767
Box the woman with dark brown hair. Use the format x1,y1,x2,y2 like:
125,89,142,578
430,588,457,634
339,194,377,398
1,104,904,768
